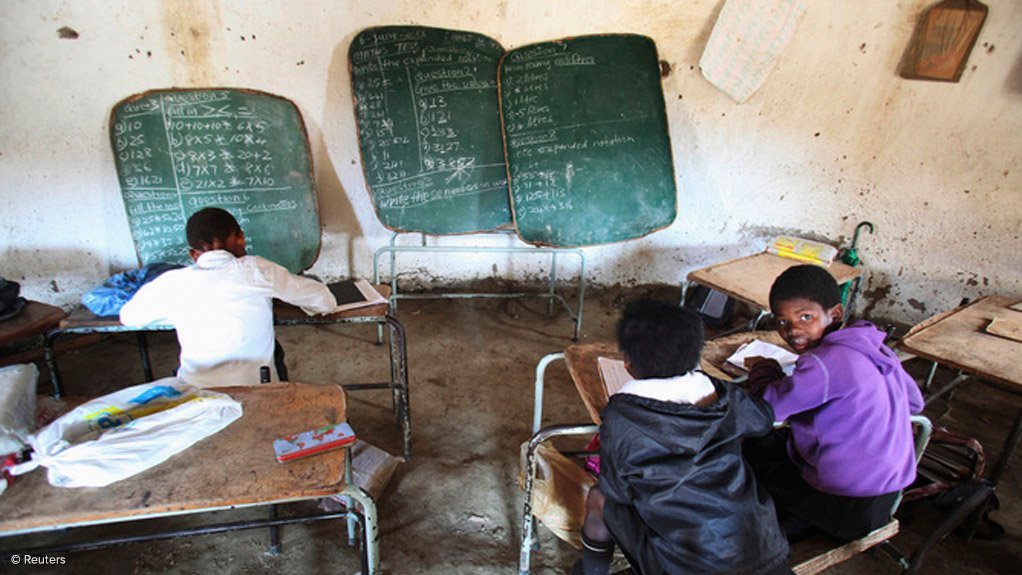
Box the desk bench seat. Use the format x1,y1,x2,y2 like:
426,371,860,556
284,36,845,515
791,520,899,575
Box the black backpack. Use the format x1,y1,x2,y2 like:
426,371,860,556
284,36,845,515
0,278,23,321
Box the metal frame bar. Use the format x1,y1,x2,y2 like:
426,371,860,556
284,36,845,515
0,446,380,573
373,233,587,341
43,315,412,460
518,423,599,575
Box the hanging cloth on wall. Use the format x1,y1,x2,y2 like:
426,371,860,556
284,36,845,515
699,0,807,103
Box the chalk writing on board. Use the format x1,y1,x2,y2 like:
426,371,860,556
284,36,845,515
350,26,512,234
111,89,320,272
500,35,676,247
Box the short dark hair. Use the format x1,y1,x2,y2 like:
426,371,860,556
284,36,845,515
186,208,242,251
769,264,841,311
616,299,704,379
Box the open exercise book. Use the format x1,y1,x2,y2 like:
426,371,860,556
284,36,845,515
726,340,799,375
328,279,387,313
597,356,633,397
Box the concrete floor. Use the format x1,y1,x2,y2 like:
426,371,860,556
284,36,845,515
3,286,1020,574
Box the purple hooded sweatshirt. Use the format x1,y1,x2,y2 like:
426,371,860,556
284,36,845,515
763,320,925,497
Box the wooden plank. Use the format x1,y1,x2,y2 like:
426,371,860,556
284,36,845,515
986,317,1022,343
56,284,392,330
791,520,899,575
901,0,988,82
564,342,619,424
563,334,778,424
274,284,392,322
0,301,65,346
0,383,348,534
687,253,861,311
899,296,1021,391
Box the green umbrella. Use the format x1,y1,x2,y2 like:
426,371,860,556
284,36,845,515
840,221,874,314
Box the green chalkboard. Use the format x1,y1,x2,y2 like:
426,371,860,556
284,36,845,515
349,26,513,234
501,35,677,247
110,88,320,273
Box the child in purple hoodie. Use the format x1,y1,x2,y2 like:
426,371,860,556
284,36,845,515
747,265,924,541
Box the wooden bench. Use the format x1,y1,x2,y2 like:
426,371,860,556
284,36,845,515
791,520,899,574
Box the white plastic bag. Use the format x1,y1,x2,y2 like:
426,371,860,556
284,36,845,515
11,377,243,488
0,363,38,454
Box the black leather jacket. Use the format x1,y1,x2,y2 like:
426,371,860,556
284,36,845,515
599,379,789,574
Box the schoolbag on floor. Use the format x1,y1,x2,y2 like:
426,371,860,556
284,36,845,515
902,425,1004,540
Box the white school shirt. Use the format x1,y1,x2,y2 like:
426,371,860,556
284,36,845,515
119,251,336,388
618,371,717,405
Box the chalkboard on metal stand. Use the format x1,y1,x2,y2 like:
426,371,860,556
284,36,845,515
501,35,677,247
110,88,321,273
349,26,513,235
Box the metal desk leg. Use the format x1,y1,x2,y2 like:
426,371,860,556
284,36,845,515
989,408,1022,487
339,483,379,575
43,328,65,398
267,504,282,555
385,315,412,460
548,251,558,317
532,353,565,435
750,309,770,330
518,423,600,575
136,332,155,381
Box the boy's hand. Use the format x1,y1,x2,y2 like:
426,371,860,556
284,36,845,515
746,358,784,395
743,356,767,370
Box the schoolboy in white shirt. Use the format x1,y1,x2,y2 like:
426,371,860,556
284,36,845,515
120,207,336,387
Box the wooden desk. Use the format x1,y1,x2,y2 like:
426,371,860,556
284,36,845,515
0,301,65,367
42,284,412,459
535,331,789,428
0,382,379,573
686,252,862,326
898,295,1022,485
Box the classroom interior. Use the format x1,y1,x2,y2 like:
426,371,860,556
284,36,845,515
1,2,1020,574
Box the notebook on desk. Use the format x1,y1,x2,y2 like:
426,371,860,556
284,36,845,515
597,356,632,397
328,280,388,313
726,340,798,375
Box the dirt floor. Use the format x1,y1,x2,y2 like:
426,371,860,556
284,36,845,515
2,285,1020,574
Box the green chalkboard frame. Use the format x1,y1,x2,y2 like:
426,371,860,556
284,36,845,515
349,26,513,235
110,88,321,273
500,34,677,247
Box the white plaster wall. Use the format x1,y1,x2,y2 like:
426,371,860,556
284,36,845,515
1,0,1019,324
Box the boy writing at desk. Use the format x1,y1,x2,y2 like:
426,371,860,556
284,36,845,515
120,207,336,387
747,265,924,541
577,299,790,575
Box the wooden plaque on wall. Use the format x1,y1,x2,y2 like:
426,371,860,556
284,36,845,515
901,0,988,82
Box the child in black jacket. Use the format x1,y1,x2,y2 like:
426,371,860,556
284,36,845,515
577,299,791,575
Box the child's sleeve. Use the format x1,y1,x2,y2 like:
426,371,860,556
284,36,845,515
761,354,830,422
119,276,174,326
732,387,777,436
257,259,337,314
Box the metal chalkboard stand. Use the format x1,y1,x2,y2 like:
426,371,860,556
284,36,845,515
373,232,586,341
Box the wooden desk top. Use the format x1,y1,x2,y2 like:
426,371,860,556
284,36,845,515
687,252,862,310
0,382,348,534
563,331,789,424
57,284,393,330
898,295,1022,392
274,284,392,322
0,301,65,345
